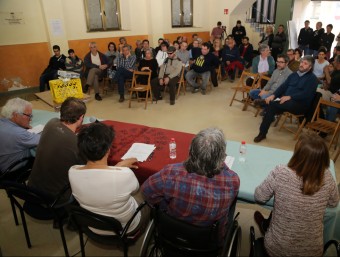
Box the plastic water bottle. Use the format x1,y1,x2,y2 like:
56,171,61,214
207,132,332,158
239,141,247,162
169,138,177,159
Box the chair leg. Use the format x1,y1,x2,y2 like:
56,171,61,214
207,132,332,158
128,90,133,108
273,114,282,127
79,231,86,257
278,113,288,130
254,107,261,117
18,206,32,248
145,91,148,110
9,197,19,225
294,119,306,140
57,218,69,257
229,90,238,106
123,243,128,257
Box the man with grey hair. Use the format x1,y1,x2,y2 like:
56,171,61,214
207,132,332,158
0,98,40,172
141,127,240,240
83,41,109,101
254,55,319,143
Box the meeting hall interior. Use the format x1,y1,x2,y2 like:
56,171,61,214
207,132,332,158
0,0,340,256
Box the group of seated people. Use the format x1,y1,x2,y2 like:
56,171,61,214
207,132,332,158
0,96,338,256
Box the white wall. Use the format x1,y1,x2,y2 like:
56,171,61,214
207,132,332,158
0,0,48,45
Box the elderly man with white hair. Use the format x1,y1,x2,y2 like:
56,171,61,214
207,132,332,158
0,97,40,172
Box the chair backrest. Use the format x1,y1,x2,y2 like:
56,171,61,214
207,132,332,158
132,70,151,88
255,74,271,89
238,71,259,88
0,157,34,184
154,209,219,257
179,65,185,83
2,181,56,220
70,205,123,236
304,92,323,123
312,98,340,122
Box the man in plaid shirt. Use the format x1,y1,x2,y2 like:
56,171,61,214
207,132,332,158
141,128,240,240
114,46,137,102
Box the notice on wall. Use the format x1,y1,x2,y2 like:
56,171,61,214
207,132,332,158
50,19,63,37
1,12,25,25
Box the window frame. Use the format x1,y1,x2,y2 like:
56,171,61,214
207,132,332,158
171,0,193,28
84,0,121,32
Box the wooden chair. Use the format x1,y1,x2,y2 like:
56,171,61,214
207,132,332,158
176,65,186,99
245,74,271,114
229,71,259,110
128,71,153,109
275,112,306,140
302,98,340,149
216,64,222,82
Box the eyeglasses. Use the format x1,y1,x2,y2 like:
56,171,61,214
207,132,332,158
21,113,33,119
167,52,174,55
276,61,286,64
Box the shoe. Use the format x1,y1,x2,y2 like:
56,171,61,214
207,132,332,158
95,94,102,101
254,211,266,235
254,99,266,107
191,87,199,93
83,84,89,93
221,74,228,81
229,79,234,83
119,96,125,103
157,95,163,100
170,100,175,105
201,89,206,95
254,133,266,143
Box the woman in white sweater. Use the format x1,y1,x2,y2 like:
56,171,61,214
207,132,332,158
69,122,149,235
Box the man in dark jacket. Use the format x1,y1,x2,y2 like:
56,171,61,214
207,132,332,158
254,55,318,143
83,42,108,101
185,42,219,95
232,20,246,46
298,20,313,56
39,45,66,92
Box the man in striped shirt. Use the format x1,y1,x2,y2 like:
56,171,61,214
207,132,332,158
114,46,137,102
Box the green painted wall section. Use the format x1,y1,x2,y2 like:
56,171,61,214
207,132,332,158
275,0,295,51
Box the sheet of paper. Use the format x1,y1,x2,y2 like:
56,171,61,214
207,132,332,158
28,124,44,134
121,143,156,162
224,156,235,168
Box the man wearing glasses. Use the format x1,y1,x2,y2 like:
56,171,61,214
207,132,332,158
250,54,292,115
0,98,40,173
39,45,66,92
151,46,182,105
254,55,318,143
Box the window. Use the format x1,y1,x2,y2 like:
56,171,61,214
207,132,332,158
251,0,276,24
171,0,193,27
84,0,121,32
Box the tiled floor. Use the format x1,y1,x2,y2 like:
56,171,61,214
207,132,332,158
1,79,339,256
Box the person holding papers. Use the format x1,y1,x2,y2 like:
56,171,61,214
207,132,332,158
0,98,40,174
69,122,149,235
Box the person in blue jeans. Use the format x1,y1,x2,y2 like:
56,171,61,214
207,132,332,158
250,54,292,115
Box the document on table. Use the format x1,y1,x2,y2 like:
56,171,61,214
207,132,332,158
28,124,45,134
224,156,235,168
121,143,156,162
